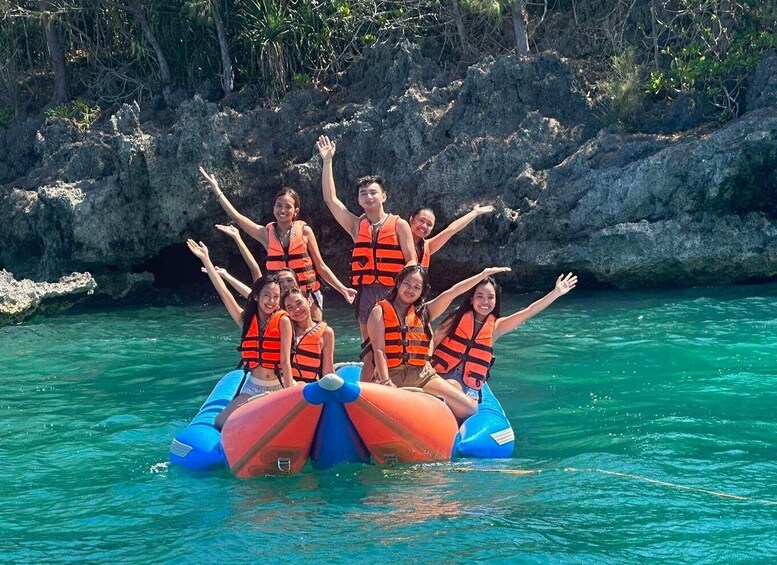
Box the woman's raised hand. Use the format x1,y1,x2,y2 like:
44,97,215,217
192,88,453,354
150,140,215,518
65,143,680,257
554,273,578,295
473,204,496,215
186,239,209,261
201,266,227,276
316,135,336,162
215,223,240,239
199,167,221,194
482,266,511,277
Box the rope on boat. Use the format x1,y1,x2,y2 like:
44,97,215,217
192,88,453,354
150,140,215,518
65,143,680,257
450,466,777,505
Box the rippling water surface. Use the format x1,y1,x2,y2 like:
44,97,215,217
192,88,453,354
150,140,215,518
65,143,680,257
2,284,776,562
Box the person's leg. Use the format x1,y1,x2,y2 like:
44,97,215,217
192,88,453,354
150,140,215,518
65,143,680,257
423,378,478,420
445,378,464,392
311,302,323,323
359,323,375,381
214,393,252,431
309,290,323,322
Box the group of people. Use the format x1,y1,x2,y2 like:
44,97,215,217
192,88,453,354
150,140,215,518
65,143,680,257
187,135,577,430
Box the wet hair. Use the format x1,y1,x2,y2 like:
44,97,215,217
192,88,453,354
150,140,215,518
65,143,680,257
437,277,502,340
240,274,281,340
355,175,386,195
273,187,300,220
409,207,435,220
275,267,298,281
385,265,432,330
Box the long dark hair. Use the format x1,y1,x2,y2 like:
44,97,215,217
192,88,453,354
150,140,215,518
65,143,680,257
385,265,432,329
240,274,281,339
438,276,502,340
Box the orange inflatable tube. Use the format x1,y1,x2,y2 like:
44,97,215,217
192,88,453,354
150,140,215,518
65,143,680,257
221,385,322,478
344,383,459,465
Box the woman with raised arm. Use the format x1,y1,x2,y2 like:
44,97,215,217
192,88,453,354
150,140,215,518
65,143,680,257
186,239,293,431
199,167,356,313
316,134,417,380
282,287,335,383
409,204,495,268
431,273,577,401
215,223,262,283
367,265,511,420
200,265,252,299
200,223,262,298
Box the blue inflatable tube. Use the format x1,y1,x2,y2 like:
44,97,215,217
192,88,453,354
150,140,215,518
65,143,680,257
169,370,244,472
454,382,515,458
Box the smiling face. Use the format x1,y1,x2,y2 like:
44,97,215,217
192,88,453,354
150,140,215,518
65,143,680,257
256,282,281,316
397,270,425,305
277,269,298,292
409,209,435,240
357,182,386,212
283,291,311,323
470,281,496,318
273,194,298,224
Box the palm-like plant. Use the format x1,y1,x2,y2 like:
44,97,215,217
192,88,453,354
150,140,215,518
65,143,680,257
239,0,313,101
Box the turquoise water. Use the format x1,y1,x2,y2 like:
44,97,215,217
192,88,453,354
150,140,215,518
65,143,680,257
1,284,776,563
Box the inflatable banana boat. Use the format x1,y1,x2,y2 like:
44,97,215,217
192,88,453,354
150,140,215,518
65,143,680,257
170,364,515,476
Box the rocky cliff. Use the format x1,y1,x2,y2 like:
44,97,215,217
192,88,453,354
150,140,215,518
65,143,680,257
1,45,775,321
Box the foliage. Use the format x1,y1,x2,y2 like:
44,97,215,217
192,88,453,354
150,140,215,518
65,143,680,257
596,48,648,131
0,108,14,128
0,0,774,120
45,98,102,131
643,1,777,119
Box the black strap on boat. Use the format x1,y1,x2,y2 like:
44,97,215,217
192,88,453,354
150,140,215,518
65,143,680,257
234,366,250,399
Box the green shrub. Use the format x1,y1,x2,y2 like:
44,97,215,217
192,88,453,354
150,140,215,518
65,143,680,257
0,108,14,128
45,99,101,131
596,49,647,131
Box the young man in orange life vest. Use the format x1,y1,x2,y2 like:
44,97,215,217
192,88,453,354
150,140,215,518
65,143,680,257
316,134,417,381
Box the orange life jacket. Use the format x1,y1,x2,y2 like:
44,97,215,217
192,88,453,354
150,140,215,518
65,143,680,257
237,310,287,376
266,221,320,293
291,321,328,383
379,299,430,368
431,312,495,390
417,239,430,268
351,215,405,287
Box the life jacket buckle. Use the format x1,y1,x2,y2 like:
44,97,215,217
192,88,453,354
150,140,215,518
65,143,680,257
384,454,398,466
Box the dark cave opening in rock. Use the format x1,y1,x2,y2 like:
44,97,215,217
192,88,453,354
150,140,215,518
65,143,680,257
133,243,206,288
132,242,257,290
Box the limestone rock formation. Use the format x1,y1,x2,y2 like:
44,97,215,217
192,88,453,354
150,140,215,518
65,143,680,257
0,270,97,326
1,44,775,307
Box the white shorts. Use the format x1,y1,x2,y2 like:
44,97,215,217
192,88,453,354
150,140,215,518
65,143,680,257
240,376,283,396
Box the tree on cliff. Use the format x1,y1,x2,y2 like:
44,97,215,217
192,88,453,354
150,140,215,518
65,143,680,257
105,0,173,93
38,0,70,103
183,0,234,94
511,0,529,55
